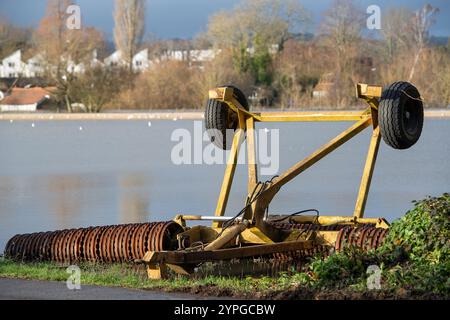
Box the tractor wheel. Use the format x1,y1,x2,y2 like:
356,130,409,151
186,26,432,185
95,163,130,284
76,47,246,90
379,81,424,149
205,85,249,150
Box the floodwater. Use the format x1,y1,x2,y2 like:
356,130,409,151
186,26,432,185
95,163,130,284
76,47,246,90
0,119,449,252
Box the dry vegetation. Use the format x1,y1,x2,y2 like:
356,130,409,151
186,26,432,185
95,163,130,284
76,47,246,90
1,0,449,111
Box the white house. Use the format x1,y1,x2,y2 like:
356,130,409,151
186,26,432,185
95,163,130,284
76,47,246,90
0,47,222,79
25,53,45,77
67,50,103,74
132,49,149,71
189,49,217,62
0,50,27,78
161,50,189,62
104,49,150,72
158,49,218,64
104,50,126,68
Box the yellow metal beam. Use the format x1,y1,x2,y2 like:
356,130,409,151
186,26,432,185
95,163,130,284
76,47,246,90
254,111,370,122
353,126,381,218
240,227,274,244
246,117,258,193
356,83,383,98
213,110,246,228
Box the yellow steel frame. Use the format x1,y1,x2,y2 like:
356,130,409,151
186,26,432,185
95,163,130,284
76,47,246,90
209,84,384,233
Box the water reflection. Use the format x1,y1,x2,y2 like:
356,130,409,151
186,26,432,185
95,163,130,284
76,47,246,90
118,174,151,224
46,175,85,227
0,119,449,252
0,173,154,251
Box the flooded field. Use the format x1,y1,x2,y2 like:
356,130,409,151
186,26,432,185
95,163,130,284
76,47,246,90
0,119,449,252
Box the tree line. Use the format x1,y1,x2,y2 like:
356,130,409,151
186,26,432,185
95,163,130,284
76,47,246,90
1,0,449,112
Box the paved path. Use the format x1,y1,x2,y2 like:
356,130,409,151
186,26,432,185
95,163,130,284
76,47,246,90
0,278,206,300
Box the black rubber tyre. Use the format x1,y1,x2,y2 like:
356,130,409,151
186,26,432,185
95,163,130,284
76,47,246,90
379,81,424,149
205,85,249,150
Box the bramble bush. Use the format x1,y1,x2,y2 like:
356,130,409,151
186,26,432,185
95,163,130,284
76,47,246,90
308,194,450,295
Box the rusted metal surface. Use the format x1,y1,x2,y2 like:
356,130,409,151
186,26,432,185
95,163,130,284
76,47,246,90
4,221,183,263
142,240,315,265
335,226,388,251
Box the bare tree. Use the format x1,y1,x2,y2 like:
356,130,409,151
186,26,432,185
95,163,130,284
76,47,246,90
319,0,364,107
382,8,412,61
207,0,308,74
320,0,363,73
71,67,129,112
113,0,145,72
408,4,439,81
0,19,31,59
34,0,105,112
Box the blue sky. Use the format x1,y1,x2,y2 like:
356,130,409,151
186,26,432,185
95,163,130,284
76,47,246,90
0,0,449,39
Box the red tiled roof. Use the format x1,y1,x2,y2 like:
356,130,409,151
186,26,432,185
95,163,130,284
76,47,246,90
0,87,51,105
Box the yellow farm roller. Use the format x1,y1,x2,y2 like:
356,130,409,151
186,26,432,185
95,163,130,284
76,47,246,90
5,81,424,280
140,81,424,279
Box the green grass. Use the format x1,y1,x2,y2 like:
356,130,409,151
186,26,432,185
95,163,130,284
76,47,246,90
1,194,449,299
0,258,303,298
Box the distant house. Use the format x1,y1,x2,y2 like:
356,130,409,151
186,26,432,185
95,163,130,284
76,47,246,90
189,49,217,62
104,50,125,68
159,49,218,64
104,49,151,72
132,49,149,71
0,50,27,78
67,50,104,74
25,53,45,78
0,87,52,112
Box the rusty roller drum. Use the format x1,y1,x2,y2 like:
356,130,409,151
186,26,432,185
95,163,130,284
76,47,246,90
265,223,385,261
335,226,388,252
4,221,184,263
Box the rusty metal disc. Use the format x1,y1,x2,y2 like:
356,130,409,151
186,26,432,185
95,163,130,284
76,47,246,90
94,226,108,261
106,225,119,263
130,223,144,259
370,228,382,250
54,230,67,262
148,222,163,252
83,228,97,261
111,225,124,262
123,224,136,261
61,230,74,262
335,226,351,252
34,232,49,260
377,228,388,247
136,223,151,258
68,229,82,262
118,224,131,262
78,227,91,260
23,233,37,260
69,229,83,262
30,232,44,260
96,226,107,262
133,223,147,259
118,224,132,262
48,231,60,261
